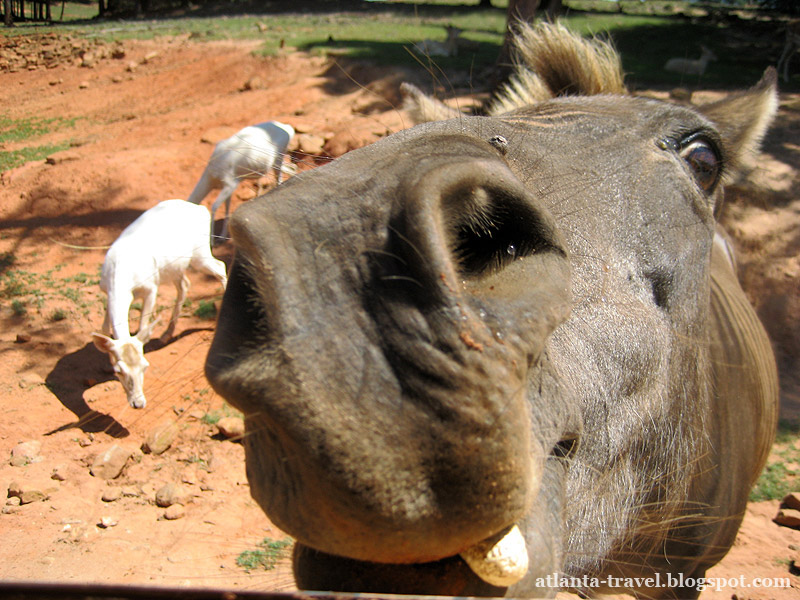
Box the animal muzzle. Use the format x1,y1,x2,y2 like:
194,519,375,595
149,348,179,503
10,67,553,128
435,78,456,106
205,128,572,583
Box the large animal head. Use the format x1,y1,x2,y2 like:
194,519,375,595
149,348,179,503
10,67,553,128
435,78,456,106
92,319,157,409
205,23,778,598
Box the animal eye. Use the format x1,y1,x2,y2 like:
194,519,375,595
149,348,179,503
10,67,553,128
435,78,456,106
679,136,721,192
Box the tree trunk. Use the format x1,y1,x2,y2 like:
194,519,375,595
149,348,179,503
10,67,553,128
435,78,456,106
490,0,541,97
4,0,13,27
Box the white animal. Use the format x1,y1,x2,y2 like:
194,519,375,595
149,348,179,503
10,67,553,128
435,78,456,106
412,26,463,58
664,45,717,76
187,120,295,244
92,200,228,409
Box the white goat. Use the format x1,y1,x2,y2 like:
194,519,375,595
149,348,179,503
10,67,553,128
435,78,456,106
92,200,228,409
187,120,295,244
664,45,717,76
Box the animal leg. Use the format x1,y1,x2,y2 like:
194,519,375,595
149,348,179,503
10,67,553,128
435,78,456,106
138,285,158,337
165,274,189,339
210,182,237,245
192,254,228,289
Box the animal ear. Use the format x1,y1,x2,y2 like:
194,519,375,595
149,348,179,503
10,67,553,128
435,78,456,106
697,67,778,178
401,82,464,125
92,332,117,355
136,317,160,344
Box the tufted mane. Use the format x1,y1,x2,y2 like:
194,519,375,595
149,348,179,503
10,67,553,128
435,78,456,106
487,22,628,116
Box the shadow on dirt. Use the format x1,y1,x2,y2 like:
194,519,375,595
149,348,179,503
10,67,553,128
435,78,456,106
44,342,130,438
44,327,213,438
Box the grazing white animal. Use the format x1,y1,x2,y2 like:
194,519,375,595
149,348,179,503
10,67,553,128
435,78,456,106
412,26,463,58
187,120,295,244
92,200,228,409
664,45,717,76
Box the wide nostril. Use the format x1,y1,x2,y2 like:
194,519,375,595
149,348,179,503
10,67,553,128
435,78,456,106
449,185,559,278
401,156,566,298
552,436,579,460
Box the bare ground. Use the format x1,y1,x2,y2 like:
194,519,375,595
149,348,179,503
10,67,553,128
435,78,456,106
0,34,798,599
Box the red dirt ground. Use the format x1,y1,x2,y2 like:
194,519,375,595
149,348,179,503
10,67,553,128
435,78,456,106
0,34,798,599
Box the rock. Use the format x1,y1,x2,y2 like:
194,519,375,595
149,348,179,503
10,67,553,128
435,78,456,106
180,466,198,485
50,464,68,481
98,516,118,528
90,444,133,479
163,503,185,520
155,483,186,508
101,487,122,502
783,491,800,511
296,133,326,157
121,486,141,498
774,508,800,529
216,417,245,440
142,421,178,455
240,76,266,91
10,440,42,466
45,150,81,165
8,479,59,504
6,496,21,506
14,333,31,343
142,51,159,63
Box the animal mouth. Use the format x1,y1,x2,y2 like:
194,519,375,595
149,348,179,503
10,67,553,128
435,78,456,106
459,524,529,587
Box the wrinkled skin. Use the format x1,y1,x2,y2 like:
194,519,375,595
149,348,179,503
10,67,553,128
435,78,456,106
206,78,778,597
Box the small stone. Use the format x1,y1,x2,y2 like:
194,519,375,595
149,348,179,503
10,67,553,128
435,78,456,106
90,444,133,480
142,421,178,455
18,372,45,389
216,417,245,440
50,465,68,481
774,508,800,529
142,51,158,63
98,516,118,528
121,486,141,498
6,496,21,506
180,467,198,485
240,75,266,91
10,440,42,466
155,483,186,508
79,81,89,89
101,487,122,502
783,491,800,511
7,479,58,504
163,503,185,520
15,333,31,343
296,133,326,157
126,61,138,72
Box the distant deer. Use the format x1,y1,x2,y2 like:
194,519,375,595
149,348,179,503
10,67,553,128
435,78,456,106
412,26,464,58
777,20,800,82
665,45,717,77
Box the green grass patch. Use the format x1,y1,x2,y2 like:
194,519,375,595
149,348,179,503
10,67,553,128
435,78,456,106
193,299,217,320
0,116,80,172
1,265,100,319
201,403,243,426
236,537,292,572
750,419,800,502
